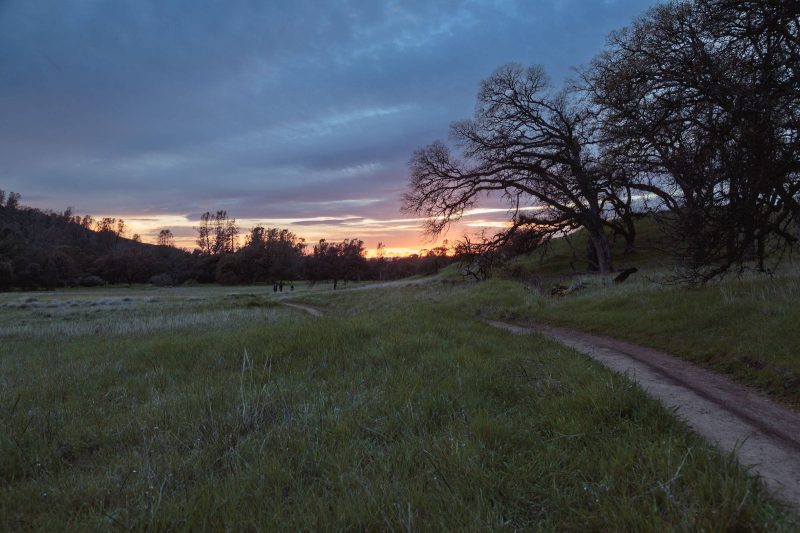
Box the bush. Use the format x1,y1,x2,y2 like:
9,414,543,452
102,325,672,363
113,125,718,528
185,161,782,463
79,275,105,287
508,263,527,280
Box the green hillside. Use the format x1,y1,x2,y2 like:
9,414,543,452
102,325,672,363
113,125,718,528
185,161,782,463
501,216,669,282
454,218,800,407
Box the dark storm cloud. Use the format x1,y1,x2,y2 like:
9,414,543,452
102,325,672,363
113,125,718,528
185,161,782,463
0,0,658,241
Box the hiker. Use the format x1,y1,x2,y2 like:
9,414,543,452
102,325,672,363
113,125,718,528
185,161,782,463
290,284,294,291
273,283,278,292
279,281,284,292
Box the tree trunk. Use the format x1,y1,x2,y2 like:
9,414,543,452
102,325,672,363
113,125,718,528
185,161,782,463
623,222,636,254
586,238,599,272
589,232,614,274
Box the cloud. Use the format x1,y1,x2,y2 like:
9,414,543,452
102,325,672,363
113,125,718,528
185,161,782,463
0,0,658,250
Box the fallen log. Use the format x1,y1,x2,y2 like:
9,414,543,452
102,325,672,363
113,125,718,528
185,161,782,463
613,267,638,284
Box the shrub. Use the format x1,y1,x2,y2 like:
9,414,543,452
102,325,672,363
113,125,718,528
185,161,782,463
79,275,105,287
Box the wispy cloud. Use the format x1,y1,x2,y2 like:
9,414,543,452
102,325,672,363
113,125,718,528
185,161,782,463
0,0,657,252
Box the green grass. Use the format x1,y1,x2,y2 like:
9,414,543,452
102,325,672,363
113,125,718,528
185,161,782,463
358,261,800,404
0,283,796,529
463,215,800,407
502,215,669,282
512,273,800,407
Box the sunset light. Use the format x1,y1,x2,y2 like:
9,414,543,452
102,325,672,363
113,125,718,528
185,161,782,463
0,0,656,257
3,0,798,528
96,210,503,254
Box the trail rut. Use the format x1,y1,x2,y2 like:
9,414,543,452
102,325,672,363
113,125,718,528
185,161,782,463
282,302,324,317
485,319,800,511
280,297,800,511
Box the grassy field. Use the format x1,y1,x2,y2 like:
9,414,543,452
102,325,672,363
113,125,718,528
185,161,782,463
501,215,670,281
1,281,796,530
521,273,800,407
465,218,800,407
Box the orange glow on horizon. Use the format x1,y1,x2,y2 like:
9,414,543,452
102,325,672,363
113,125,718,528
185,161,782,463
364,247,450,258
98,210,510,258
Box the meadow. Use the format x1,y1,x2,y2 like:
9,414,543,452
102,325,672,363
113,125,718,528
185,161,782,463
1,279,797,530
493,220,800,407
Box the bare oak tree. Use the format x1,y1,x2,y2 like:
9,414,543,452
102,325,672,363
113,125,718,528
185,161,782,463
586,0,800,281
404,64,636,275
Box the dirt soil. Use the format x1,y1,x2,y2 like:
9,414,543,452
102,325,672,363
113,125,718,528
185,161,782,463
484,319,800,512
282,302,324,317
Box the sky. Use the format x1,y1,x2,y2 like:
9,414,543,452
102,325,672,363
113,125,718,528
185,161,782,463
0,0,658,255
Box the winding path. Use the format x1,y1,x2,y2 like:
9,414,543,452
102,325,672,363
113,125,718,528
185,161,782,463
282,302,324,317
281,298,800,511
484,319,800,511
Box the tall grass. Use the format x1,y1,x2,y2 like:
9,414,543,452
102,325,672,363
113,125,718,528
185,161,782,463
0,285,795,529
441,266,800,406
1,307,281,340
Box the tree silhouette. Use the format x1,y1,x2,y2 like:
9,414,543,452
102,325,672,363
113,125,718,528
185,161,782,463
157,229,176,247
404,64,637,274
195,211,239,255
586,0,800,281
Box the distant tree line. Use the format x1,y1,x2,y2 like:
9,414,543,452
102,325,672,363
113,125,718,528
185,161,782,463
405,0,799,283
184,210,453,287
0,194,455,291
0,193,195,290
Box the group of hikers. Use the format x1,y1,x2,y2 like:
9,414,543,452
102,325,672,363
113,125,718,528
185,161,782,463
273,281,294,292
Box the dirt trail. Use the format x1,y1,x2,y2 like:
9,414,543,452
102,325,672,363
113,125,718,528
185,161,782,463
278,296,800,511
484,319,800,512
282,302,324,317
